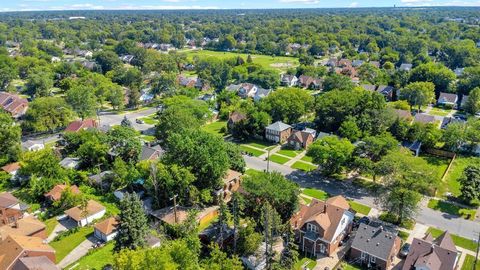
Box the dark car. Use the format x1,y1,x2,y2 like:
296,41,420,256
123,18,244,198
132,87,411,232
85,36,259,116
399,243,411,258
136,119,145,124
358,216,370,225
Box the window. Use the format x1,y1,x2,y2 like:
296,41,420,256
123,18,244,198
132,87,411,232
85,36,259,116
370,256,376,263
307,223,318,233
361,252,366,259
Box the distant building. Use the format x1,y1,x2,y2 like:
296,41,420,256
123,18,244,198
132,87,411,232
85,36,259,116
59,157,80,170
227,111,247,130
287,130,315,150
399,63,413,72
140,145,164,161
21,140,44,152
0,193,28,226
65,119,98,133
280,74,298,87
414,114,436,125
0,216,46,241
437,92,458,107
1,163,20,180
214,169,242,203
44,184,81,202
0,92,28,118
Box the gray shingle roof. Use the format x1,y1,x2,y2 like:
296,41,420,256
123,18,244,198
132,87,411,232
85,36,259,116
266,121,292,132
351,223,399,260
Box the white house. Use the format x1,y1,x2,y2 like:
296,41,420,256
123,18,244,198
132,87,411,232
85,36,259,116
94,217,118,242
22,140,45,152
65,200,105,227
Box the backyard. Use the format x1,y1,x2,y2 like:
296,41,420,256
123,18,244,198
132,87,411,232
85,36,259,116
50,226,94,263
67,242,115,270
201,120,227,137
441,155,480,198
295,256,317,270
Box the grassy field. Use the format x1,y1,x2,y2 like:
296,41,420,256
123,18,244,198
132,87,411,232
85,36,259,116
291,161,317,172
419,154,450,184
442,155,480,198
295,257,317,270
302,188,329,200
427,199,476,220
201,120,227,136
427,227,478,252
461,254,480,270
240,145,265,157
44,217,59,236
68,242,115,270
348,200,371,216
181,49,299,71
268,154,291,164
277,149,301,158
50,226,94,263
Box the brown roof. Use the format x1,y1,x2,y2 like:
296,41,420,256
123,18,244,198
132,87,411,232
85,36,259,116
394,109,413,120
44,185,80,201
0,216,46,240
222,169,242,185
288,130,314,145
13,256,59,270
229,111,247,123
1,162,20,174
403,231,458,270
64,119,97,133
0,235,55,270
0,92,28,117
414,113,436,124
0,192,19,208
150,206,190,225
65,200,105,221
290,195,351,243
94,217,119,236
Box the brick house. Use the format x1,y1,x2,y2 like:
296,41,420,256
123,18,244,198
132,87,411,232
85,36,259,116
265,121,292,143
214,169,242,203
290,196,355,257
0,235,56,270
227,111,247,130
0,193,27,226
0,92,28,118
44,184,81,203
350,223,401,270
0,216,47,240
64,119,98,133
287,130,315,150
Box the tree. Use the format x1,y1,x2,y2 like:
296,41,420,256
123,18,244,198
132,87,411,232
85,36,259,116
260,88,314,123
457,66,480,95
196,57,232,90
152,72,177,96
409,62,455,95
442,122,467,152
22,97,76,133
323,73,355,92
355,133,398,162
400,82,435,111
108,85,125,111
307,136,354,176
107,126,142,164
459,165,480,204
0,111,21,166
440,39,479,69
53,186,83,211
248,68,280,89
338,118,362,142
94,50,122,73
202,244,243,270
25,70,53,97
115,193,149,251
225,142,246,173
0,55,16,90
65,85,97,119
464,87,480,115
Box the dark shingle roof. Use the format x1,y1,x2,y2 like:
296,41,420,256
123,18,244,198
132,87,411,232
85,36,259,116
351,223,399,261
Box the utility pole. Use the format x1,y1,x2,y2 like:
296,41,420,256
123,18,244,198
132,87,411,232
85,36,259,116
474,232,480,270
267,148,271,172
170,194,178,224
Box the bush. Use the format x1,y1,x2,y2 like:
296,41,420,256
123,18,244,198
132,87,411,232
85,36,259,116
378,212,415,229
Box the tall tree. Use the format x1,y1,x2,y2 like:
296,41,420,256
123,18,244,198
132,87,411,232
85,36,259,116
22,97,76,133
307,136,354,176
400,82,435,111
65,85,97,119
459,165,480,204
260,88,314,123
115,193,149,251
0,112,21,166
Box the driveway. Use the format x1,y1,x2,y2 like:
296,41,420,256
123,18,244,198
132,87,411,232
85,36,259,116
244,155,480,240
57,235,97,269
46,218,77,243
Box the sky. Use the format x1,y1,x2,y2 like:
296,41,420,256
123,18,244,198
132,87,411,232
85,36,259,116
1,0,480,12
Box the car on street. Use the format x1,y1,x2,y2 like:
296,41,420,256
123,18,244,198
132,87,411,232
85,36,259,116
136,119,145,124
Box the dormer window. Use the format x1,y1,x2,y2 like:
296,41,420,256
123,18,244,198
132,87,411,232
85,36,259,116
307,223,318,233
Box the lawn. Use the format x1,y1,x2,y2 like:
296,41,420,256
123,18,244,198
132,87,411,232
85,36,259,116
340,262,365,270
44,217,59,237
302,188,329,200
295,256,317,270
277,149,301,158
201,120,227,136
429,107,452,117
419,154,450,184
139,135,156,142
243,139,274,150
181,49,299,71
427,227,478,252
441,155,480,198
461,254,480,270
348,200,371,216
240,145,265,157
291,161,317,172
138,114,158,125
398,231,410,241
300,195,312,204
301,155,314,163
50,226,94,263
68,242,115,270
268,154,291,165
427,199,476,220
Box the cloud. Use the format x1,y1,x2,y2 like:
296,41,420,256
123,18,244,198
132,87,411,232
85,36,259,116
279,0,320,4
349,2,359,7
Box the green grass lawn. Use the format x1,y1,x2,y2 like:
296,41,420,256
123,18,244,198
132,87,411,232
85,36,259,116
461,254,480,270
44,217,58,237
295,257,317,270
291,161,317,172
427,199,476,220
240,145,265,157
139,135,156,142
138,115,158,125
429,107,452,117
441,155,480,198
245,168,262,176
301,155,314,163
300,195,312,204
348,200,371,216
201,121,227,136
427,227,478,252
50,226,94,263
68,242,115,270
277,149,301,158
268,154,291,165
302,188,329,200
243,139,274,150
340,262,365,270
398,231,410,241
419,154,450,184
181,49,299,71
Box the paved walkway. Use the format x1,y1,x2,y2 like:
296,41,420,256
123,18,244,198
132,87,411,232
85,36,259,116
46,218,77,243
57,235,96,269
285,151,307,167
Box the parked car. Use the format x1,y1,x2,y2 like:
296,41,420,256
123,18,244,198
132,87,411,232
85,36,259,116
136,119,145,124
399,243,411,258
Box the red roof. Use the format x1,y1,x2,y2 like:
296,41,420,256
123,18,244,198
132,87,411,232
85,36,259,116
1,162,20,173
65,119,98,133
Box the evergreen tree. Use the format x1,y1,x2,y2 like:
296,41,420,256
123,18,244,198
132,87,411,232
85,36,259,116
115,193,149,251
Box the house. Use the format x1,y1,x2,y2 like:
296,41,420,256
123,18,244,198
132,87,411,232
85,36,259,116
265,121,292,143
51,56,61,63
298,75,322,90
1,162,20,179
437,92,458,107
370,61,381,68
0,193,28,226
94,216,119,242
399,63,413,72
287,130,315,150
81,61,96,70
253,88,272,102
290,195,355,256
75,50,93,58
393,109,413,120
199,223,234,247
0,216,47,240
59,157,80,169
120,55,134,64
139,88,154,103
140,145,164,161
0,92,28,118
350,223,401,270
21,140,44,152
377,85,395,101
65,200,105,227
146,234,161,248
362,84,377,92
402,141,422,157
11,256,58,270
226,84,242,93
281,74,299,87
88,171,113,188
178,76,197,88
227,111,247,130
414,114,436,125
214,169,242,203
402,231,459,270
339,59,352,67
44,184,80,202
238,83,258,99
65,119,98,133
0,235,56,270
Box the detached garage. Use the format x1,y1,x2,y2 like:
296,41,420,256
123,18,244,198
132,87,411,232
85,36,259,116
94,217,119,242
65,200,105,227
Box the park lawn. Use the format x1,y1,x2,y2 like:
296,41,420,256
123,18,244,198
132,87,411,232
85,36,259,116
277,149,301,158
461,254,480,270
44,217,58,236
181,49,299,71
302,188,329,200
291,161,317,172
427,199,476,220
201,120,227,136
50,226,94,263
348,200,371,216
240,145,265,157
69,242,115,270
295,257,317,270
441,155,480,198
427,227,478,252
268,154,291,165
